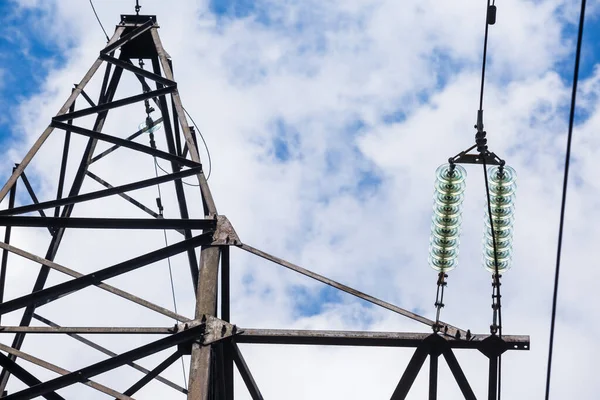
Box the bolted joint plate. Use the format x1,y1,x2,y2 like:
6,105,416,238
212,215,241,246
175,315,239,355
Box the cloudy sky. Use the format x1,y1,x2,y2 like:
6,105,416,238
0,0,599,398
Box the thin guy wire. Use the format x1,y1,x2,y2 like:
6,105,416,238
183,107,213,180
152,158,188,389
545,0,587,398
88,0,109,42
478,0,492,112
155,160,199,187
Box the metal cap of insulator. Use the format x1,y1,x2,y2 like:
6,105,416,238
429,164,467,272
483,165,517,273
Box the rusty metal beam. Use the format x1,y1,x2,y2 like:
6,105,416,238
122,351,182,397
0,232,212,316
3,323,205,400
88,117,163,164
0,166,200,217
0,169,16,325
0,216,215,230
85,171,163,220
149,27,220,400
231,343,263,400
239,244,466,338
443,347,477,400
0,342,133,400
390,343,429,400
150,54,199,291
33,313,188,394
0,326,173,334
0,353,65,400
0,241,190,322
235,329,530,350
51,121,199,168
52,86,174,122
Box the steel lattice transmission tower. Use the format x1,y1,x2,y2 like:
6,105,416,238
0,12,529,400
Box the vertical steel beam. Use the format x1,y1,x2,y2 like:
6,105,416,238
215,344,227,400
54,94,75,217
150,55,199,291
187,246,221,400
231,343,264,400
488,357,498,400
168,60,183,157
221,246,233,400
390,344,429,400
429,354,438,400
0,167,16,324
149,26,221,400
150,28,217,215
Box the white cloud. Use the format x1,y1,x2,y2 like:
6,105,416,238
1,0,599,398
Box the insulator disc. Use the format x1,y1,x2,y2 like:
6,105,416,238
429,164,467,272
483,165,517,273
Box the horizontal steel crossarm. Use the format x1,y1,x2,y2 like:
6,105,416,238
235,329,530,350
0,216,215,230
0,353,65,400
33,313,188,394
89,117,164,164
239,244,467,338
100,53,175,87
101,19,155,55
3,323,206,400
51,120,199,168
0,242,190,322
52,86,175,121
0,342,133,400
0,166,199,217
0,326,173,334
0,232,213,316
85,171,163,220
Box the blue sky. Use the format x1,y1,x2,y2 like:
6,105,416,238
2,0,598,140
0,3,67,138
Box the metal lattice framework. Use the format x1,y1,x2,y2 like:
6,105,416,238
0,14,529,400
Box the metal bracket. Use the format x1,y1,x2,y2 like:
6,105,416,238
202,315,239,345
448,144,504,166
212,215,241,246
174,315,239,354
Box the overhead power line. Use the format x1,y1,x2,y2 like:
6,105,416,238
545,0,587,399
